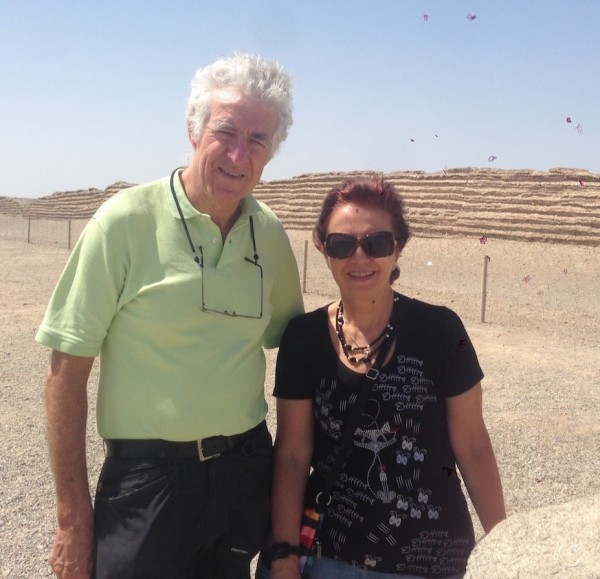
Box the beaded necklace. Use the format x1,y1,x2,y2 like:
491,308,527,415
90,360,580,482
335,296,398,365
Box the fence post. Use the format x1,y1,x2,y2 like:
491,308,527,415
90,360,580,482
480,255,490,323
68,220,72,250
27,217,31,244
302,240,308,293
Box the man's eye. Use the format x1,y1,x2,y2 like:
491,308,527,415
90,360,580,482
211,125,235,137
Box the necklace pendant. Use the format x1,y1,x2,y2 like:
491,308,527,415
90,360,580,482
336,298,395,368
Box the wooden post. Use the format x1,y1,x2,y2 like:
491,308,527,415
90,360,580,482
481,255,490,323
302,240,308,293
68,220,72,250
27,217,31,244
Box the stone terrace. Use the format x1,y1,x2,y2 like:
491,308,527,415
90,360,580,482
2,168,599,246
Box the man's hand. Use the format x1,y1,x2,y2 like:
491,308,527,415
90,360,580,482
49,510,93,578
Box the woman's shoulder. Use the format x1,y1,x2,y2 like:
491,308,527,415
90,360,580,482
279,306,329,361
396,293,464,328
284,304,330,334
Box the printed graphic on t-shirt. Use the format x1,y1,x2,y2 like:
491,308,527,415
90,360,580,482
312,352,472,576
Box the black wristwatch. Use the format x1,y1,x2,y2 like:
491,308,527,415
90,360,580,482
269,541,302,560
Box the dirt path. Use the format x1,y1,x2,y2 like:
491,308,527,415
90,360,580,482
1,234,599,577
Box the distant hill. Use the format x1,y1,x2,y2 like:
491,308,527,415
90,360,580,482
1,168,599,245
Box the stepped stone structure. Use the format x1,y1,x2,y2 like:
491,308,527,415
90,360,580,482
3,168,599,245
253,167,600,245
465,493,600,578
21,181,136,220
0,197,25,216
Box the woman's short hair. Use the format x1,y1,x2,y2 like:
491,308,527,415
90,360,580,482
314,177,412,283
186,53,293,158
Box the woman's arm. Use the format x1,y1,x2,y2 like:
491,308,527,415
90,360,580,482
270,398,314,579
446,382,506,534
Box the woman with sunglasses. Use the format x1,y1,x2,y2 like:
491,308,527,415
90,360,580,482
267,178,505,578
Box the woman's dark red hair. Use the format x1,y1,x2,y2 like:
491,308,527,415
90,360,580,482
315,178,411,249
314,177,411,283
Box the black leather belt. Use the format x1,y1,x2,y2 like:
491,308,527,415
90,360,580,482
104,421,266,462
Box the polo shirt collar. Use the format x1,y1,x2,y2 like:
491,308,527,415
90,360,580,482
167,170,199,220
167,170,260,221
240,194,261,217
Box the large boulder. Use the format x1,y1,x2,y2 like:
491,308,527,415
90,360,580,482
465,493,600,578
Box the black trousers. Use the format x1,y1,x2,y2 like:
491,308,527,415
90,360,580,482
93,425,273,579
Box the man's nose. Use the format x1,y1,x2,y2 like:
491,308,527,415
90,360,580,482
228,136,250,163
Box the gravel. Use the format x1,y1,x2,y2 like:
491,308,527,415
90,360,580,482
1,231,599,577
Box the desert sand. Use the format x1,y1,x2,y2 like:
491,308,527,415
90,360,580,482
0,191,599,576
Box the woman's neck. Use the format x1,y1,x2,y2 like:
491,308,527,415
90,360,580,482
338,289,395,338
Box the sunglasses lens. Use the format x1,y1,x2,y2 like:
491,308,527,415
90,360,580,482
363,232,395,257
326,233,357,258
325,232,396,258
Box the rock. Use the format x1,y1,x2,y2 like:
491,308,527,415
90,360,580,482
465,493,600,579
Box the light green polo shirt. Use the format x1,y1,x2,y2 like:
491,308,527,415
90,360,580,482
35,175,304,441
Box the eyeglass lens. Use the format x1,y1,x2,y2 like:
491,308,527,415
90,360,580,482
199,246,263,319
325,231,396,259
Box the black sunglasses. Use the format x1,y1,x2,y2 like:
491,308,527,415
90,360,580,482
324,231,396,259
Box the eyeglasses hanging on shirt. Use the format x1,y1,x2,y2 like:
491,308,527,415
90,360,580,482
170,168,263,319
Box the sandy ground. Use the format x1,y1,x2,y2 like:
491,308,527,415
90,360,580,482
1,224,599,577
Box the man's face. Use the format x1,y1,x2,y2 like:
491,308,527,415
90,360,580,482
189,93,278,209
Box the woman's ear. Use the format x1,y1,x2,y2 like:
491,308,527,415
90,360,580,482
395,242,403,259
312,229,325,255
390,244,403,284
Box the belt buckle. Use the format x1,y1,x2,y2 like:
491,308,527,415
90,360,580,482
197,437,221,462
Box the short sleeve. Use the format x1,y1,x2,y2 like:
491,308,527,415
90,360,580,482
437,307,484,397
262,233,304,348
274,309,328,399
35,218,125,356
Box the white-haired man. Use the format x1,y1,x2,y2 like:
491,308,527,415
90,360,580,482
36,53,303,578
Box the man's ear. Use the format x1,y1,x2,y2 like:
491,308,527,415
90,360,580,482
187,123,198,148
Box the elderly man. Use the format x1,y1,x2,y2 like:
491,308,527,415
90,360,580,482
36,53,303,579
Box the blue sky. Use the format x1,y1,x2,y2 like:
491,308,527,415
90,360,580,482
1,0,598,198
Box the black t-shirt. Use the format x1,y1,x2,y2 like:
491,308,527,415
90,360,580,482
274,294,483,577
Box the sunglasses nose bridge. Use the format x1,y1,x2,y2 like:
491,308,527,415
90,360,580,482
353,238,371,258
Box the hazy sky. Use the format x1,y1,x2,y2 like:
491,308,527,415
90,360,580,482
2,0,598,198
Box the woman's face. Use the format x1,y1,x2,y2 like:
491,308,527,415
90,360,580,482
321,202,401,298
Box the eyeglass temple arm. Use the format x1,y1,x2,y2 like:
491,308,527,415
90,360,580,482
170,168,202,267
248,215,259,264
